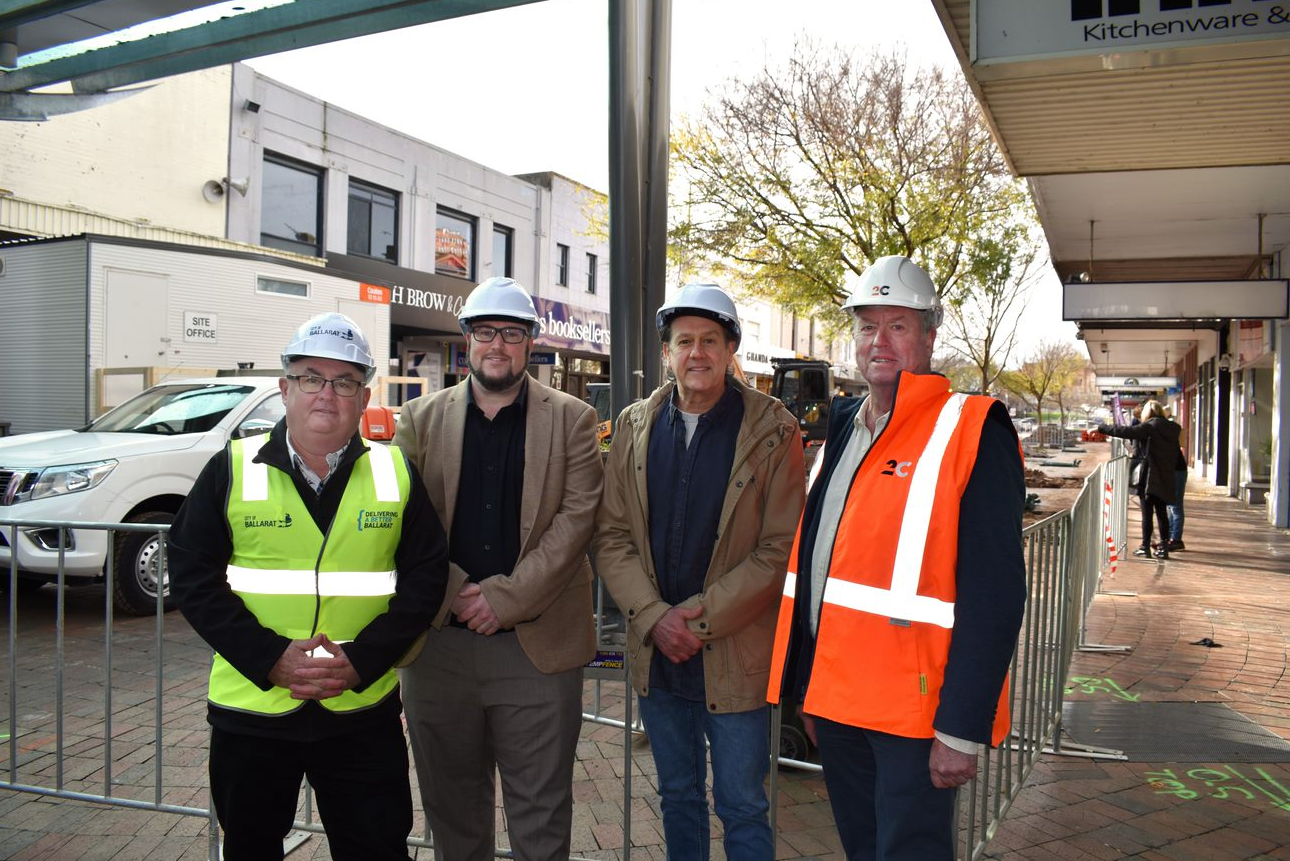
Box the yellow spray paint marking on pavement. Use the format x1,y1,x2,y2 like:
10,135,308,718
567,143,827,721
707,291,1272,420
1064,676,1141,702
1147,766,1290,813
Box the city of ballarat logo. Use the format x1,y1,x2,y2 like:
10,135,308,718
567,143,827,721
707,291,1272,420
357,508,399,531
244,513,293,528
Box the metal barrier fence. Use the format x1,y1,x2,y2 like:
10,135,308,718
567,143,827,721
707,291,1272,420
3,463,1133,860
955,446,1132,860
2,517,222,860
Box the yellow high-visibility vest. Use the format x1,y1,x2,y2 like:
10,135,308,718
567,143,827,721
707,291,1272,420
209,434,409,716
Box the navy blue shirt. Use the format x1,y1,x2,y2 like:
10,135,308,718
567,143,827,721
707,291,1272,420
646,383,744,701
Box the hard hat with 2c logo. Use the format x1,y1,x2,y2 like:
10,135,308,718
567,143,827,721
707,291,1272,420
842,255,943,328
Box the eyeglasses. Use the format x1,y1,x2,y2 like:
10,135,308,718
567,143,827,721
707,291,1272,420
286,374,363,397
470,325,529,344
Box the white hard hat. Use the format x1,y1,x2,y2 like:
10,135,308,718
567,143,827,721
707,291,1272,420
842,255,943,328
458,277,540,336
656,283,742,348
281,312,376,383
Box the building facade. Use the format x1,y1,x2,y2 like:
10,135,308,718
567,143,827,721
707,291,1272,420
0,63,612,430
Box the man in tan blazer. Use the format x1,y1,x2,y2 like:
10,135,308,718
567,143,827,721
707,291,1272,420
393,277,602,861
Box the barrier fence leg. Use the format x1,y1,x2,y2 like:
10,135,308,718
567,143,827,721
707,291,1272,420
208,788,220,861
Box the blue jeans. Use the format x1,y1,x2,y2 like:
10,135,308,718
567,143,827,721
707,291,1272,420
1167,468,1187,541
637,688,772,861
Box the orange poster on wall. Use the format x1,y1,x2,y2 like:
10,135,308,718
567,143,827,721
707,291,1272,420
360,283,392,304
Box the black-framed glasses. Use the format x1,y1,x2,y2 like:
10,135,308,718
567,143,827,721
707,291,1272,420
470,325,529,344
285,374,363,397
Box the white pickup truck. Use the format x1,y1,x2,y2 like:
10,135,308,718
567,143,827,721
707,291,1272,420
0,377,285,614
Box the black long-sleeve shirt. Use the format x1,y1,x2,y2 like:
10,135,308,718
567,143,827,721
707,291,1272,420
170,419,449,740
450,380,527,583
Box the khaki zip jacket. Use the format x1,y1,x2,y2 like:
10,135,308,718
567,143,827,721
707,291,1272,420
592,379,805,713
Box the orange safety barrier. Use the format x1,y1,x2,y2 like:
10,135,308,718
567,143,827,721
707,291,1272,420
361,405,396,440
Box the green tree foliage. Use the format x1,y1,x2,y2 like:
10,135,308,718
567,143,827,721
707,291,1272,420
1000,341,1086,426
933,352,985,395
670,43,1038,345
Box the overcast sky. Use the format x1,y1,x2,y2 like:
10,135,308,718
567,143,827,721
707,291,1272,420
246,0,1079,355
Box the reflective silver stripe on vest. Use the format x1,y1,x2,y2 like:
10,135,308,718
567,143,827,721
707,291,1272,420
782,569,798,598
241,433,270,501
240,437,401,502
822,393,968,629
365,442,401,502
226,565,398,596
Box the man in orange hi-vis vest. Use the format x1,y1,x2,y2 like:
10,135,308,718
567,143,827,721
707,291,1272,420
767,256,1026,861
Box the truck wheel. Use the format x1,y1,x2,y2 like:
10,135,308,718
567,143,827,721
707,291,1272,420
113,512,174,615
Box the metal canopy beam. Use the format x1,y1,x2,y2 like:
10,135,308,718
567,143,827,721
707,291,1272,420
0,1,99,29
0,0,543,93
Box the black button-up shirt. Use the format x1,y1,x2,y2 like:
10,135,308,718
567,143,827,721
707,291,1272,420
646,383,743,700
450,380,527,628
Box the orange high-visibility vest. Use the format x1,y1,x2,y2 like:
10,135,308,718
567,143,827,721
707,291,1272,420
768,373,1012,746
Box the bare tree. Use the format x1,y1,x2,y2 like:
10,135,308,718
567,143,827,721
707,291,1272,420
939,231,1044,395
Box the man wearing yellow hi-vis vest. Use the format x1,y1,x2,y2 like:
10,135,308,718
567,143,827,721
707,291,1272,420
171,312,449,861
767,257,1026,861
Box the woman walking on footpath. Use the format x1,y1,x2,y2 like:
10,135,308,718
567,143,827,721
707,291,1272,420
1098,400,1182,560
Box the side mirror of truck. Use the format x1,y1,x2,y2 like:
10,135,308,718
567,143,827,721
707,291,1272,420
233,419,276,439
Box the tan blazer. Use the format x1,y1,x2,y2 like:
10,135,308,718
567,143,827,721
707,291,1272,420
393,377,601,674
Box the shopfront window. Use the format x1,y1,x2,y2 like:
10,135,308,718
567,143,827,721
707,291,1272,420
436,207,475,279
557,244,570,286
492,225,513,278
261,155,322,257
348,180,398,263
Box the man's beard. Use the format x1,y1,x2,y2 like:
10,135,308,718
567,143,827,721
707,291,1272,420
470,354,529,392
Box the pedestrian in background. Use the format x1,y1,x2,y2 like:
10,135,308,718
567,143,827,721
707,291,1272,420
1166,408,1187,551
171,312,449,861
393,277,602,861
594,283,804,861
1098,399,1181,559
768,256,1026,861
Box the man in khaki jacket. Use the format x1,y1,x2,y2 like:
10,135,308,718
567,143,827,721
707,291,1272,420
393,277,602,861
593,283,804,861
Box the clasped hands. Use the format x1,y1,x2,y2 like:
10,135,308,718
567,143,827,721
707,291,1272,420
650,605,704,664
452,582,503,636
268,633,360,700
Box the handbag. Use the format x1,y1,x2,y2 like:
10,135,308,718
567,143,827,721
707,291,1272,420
1129,460,1143,490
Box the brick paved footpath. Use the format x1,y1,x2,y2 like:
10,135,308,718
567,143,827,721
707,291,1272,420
2,466,1287,860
